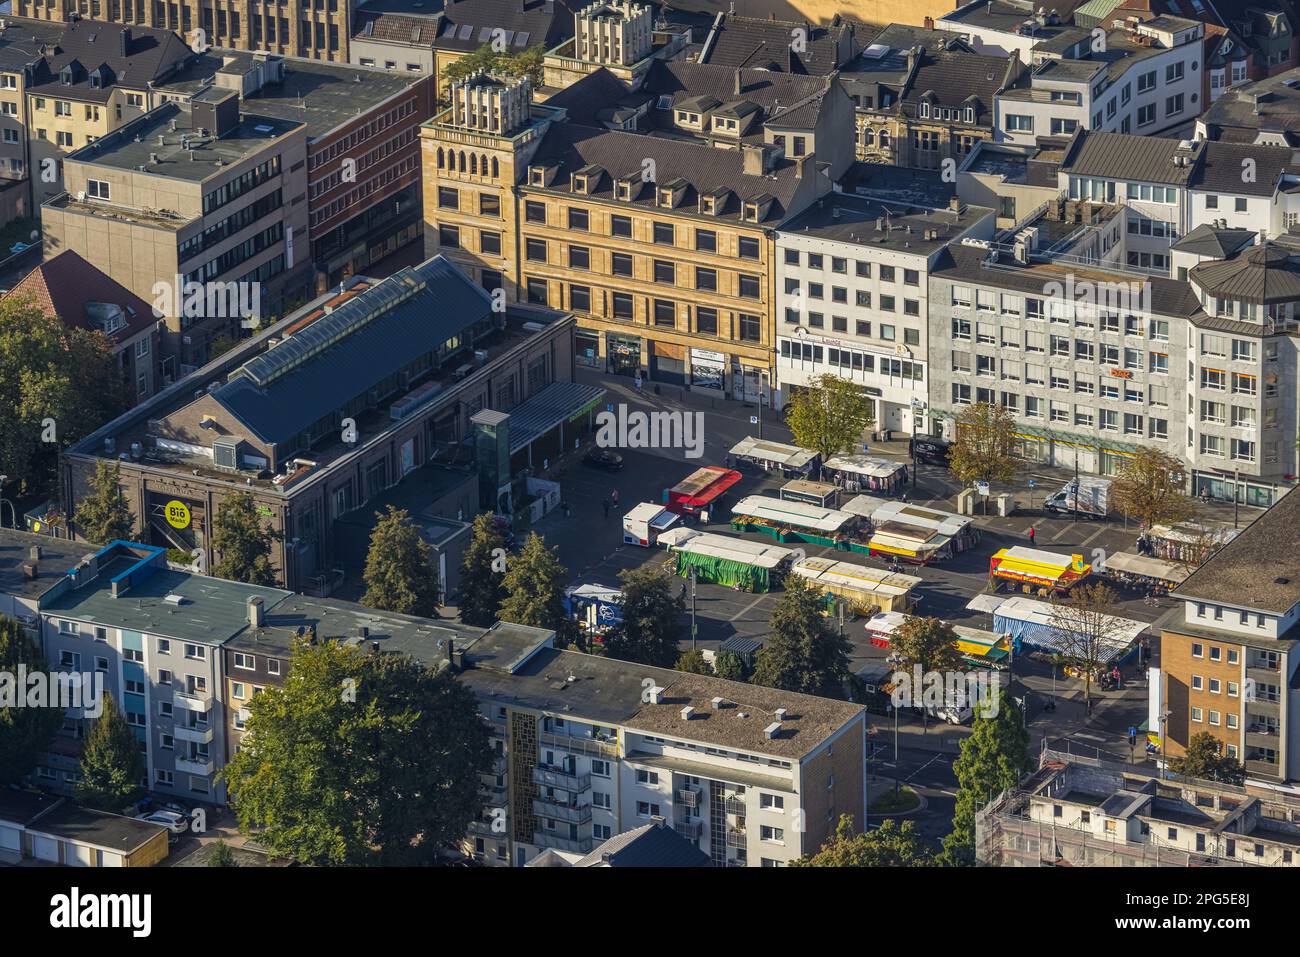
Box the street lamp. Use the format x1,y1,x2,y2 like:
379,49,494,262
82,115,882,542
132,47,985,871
1159,709,1172,779
688,565,697,651
758,391,767,441
887,650,903,795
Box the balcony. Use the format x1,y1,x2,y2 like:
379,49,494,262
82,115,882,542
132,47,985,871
533,764,591,792
725,796,746,816
174,689,212,713
174,724,214,745
468,818,501,837
174,755,214,776
674,818,702,842
1245,730,1279,750
726,828,747,848
1246,697,1281,718
1245,759,1282,780
533,830,594,854
532,798,593,824
676,786,700,810
540,730,618,759
1247,665,1280,684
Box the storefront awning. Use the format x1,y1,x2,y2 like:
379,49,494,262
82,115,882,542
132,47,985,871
508,382,607,453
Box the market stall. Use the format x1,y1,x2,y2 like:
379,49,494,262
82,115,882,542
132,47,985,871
845,498,981,554
665,466,743,520
1099,551,1189,591
658,527,795,593
864,521,949,565
989,546,1091,595
823,455,909,496
863,610,911,648
730,495,860,547
780,479,841,508
728,437,820,476
1142,521,1239,566
622,502,681,547
990,595,1146,664
564,584,624,640
788,556,921,615
952,624,1012,671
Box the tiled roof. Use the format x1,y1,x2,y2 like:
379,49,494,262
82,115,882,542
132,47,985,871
901,47,1016,125
1060,129,1200,186
5,250,157,344
1191,140,1300,196
573,822,712,866
433,0,578,53
354,11,442,46
26,18,192,101
700,13,853,75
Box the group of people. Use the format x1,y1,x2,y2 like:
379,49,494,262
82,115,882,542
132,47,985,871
600,488,621,520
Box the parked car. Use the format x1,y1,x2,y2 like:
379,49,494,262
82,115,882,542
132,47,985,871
136,810,188,834
583,447,624,471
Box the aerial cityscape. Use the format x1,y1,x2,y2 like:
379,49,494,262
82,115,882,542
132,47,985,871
0,0,1293,913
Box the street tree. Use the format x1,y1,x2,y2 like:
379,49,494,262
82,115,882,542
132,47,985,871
890,616,964,677
603,566,683,668
458,513,507,627
1049,581,1128,709
1170,731,1246,786
712,650,749,682
498,532,570,634
73,460,134,544
0,615,64,785
785,373,874,468
361,506,440,618
752,576,850,698
211,491,279,585
942,690,1031,865
0,295,126,496
221,639,492,865
674,649,712,675
76,693,145,812
793,814,932,867
1112,448,1195,530
948,402,1017,511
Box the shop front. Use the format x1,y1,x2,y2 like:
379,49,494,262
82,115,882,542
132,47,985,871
690,348,726,393
575,330,601,370
606,333,642,378
732,359,768,403
650,341,687,387
1192,471,1283,509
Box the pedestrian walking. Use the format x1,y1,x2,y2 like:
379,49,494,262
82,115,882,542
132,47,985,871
1028,525,1036,545
602,499,610,520
611,488,620,508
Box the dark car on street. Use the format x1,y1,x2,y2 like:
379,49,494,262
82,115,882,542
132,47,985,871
583,448,624,471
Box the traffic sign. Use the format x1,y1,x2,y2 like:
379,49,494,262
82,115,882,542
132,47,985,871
750,415,759,424
976,481,990,497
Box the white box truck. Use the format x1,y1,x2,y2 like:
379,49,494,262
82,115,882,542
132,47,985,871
1044,477,1111,519
622,503,681,547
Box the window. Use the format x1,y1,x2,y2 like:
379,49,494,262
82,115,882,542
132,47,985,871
696,229,716,253
611,252,632,277
525,201,546,224
1006,114,1033,133
567,208,589,231
760,825,785,843
738,275,760,299
525,238,547,263
569,246,591,270
653,259,675,284
636,801,661,818
738,236,760,259
611,214,632,237
87,179,111,201
653,222,674,245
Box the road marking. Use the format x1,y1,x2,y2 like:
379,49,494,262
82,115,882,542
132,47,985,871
728,592,770,622
1080,526,1106,547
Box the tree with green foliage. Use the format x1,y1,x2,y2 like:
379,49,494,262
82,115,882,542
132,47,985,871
76,693,145,812
221,639,492,865
208,840,238,867
211,491,279,585
712,649,749,682
674,648,712,675
942,690,1031,865
0,615,65,785
73,460,134,545
948,402,1017,511
603,566,683,667
442,43,546,89
1112,448,1195,530
793,814,932,867
752,576,850,698
0,295,126,497
458,513,508,627
362,506,439,618
1170,731,1246,786
890,616,964,677
785,373,874,469
498,532,569,633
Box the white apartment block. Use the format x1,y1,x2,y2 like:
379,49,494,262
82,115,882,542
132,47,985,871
772,192,995,434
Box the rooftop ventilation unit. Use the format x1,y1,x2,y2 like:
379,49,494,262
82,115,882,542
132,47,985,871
763,722,781,739
680,706,695,720
647,685,665,704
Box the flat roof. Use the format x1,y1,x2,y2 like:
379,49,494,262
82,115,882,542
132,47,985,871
154,49,422,140
779,193,990,254
67,101,302,183
0,530,91,603
1175,486,1300,614
28,803,167,853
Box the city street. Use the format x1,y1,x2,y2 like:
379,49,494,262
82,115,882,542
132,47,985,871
533,370,1262,776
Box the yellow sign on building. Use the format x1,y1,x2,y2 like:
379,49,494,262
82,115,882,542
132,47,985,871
165,500,191,530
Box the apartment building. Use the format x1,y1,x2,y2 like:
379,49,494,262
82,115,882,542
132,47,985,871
695,11,858,76
842,25,1020,169
977,750,1300,866
35,540,292,803
14,0,355,63
5,249,163,405
0,528,90,624
454,627,867,867
421,5,851,400
927,216,1300,503
995,16,1204,144
152,50,434,288
1157,485,1300,784
431,0,579,98
349,2,440,77
773,191,996,433
58,256,591,591
934,0,1076,61
40,93,310,370
0,18,65,217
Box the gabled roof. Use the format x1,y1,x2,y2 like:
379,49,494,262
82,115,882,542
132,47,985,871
353,11,442,47
433,0,578,53
1171,222,1258,258
641,59,830,132
1059,129,1200,185
1191,139,1300,196
26,19,192,100
573,822,712,867
211,256,495,447
699,13,854,75
5,250,157,346
900,47,1015,124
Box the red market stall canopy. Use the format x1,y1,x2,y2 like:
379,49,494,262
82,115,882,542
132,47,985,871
667,466,742,514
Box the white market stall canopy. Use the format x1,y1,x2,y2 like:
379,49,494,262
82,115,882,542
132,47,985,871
732,495,855,533
790,556,922,599
848,498,973,537
1101,551,1190,584
824,455,907,478
729,437,818,470
1147,522,1240,546
658,528,795,569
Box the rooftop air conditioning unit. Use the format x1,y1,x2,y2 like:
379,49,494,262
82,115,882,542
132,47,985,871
647,685,665,704
212,435,246,470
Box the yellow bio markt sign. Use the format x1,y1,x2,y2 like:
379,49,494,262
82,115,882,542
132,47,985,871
165,500,192,530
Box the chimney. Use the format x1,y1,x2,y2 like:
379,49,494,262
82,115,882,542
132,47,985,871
924,15,935,29
21,561,37,581
734,69,743,95
774,707,788,720
29,544,41,561
680,706,695,720
795,154,813,179
742,144,766,175
711,696,725,710
763,721,781,740
119,27,130,58
371,640,379,654
647,685,665,704
247,596,265,628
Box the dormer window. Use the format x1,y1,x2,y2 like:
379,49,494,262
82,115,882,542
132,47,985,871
656,95,672,110
616,180,630,200
61,68,73,85
657,187,673,207
573,175,588,192
919,101,930,118
964,106,975,123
